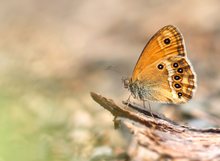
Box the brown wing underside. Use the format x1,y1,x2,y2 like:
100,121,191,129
130,25,196,103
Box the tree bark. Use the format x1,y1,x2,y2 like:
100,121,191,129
91,92,220,161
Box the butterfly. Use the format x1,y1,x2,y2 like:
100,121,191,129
124,25,196,104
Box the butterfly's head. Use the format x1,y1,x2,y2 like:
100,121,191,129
122,77,131,89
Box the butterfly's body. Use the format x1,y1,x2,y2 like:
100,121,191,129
124,25,196,104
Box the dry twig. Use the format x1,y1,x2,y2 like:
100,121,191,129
91,92,220,161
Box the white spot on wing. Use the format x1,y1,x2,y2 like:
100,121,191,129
164,60,178,99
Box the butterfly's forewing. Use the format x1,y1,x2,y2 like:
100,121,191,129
130,25,196,103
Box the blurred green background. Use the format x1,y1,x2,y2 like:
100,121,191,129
0,0,220,160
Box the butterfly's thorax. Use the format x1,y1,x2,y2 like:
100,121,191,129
128,80,141,99
128,79,154,100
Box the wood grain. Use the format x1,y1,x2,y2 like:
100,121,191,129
91,92,220,161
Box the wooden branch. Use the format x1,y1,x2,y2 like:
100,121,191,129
90,92,220,161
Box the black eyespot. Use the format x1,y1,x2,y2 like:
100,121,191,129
164,38,171,45
174,75,181,80
177,68,183,73
173,63,178,68
157,64,163,70
175,83,181,88
178,92,182,97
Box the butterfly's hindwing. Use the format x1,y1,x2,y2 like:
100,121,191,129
164,56,196,103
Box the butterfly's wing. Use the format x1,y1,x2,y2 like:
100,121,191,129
131,25,196,103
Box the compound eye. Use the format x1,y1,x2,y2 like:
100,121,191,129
123,79,130,88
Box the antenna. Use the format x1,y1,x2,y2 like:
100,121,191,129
105,65,123,76
105,65,130,86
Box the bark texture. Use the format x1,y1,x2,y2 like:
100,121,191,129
91,92,220,161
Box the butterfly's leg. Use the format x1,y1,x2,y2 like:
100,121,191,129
143,100,154,118
143,101,158,129
125,94,132,107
